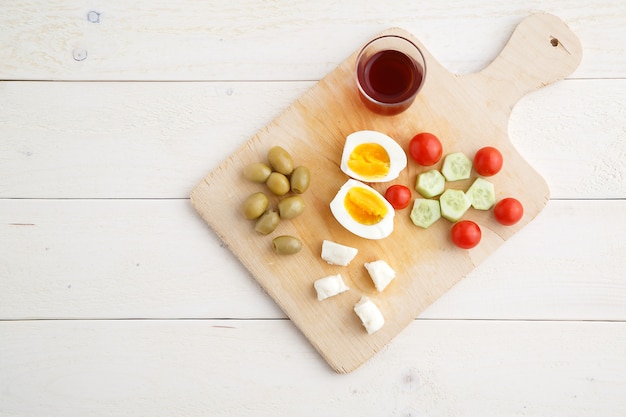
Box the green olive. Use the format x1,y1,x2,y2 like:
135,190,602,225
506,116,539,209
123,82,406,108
265,172,290,196
267,146,294,176
254,209,280,235
272,235,302,255
277,195,306,219
243,162,272,183
241,192,269,220
290,166,310,194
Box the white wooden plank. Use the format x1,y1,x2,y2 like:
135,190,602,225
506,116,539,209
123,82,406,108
1,319,625,416
0,0,623,80
0,198,283,320
510,80,626,200
1,199,624,321
1,79,624,199
0,81,307,199
0,81,308,197
421,198,626,320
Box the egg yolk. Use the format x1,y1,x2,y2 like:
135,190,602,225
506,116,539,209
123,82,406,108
344,186,388,225
347,143,390,178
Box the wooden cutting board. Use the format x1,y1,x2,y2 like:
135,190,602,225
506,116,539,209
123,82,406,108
191,13,582,373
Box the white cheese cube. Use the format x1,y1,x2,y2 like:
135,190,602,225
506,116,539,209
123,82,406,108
354,296,384,335
313,274,350,301
321,240,358,266
364,260,396,292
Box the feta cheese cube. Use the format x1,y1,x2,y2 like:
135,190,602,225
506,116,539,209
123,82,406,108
313,274,349,301
353,296,384,334
364,259,396,292
321,240,358,266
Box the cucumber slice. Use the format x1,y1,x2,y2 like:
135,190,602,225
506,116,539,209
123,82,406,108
439,189,471,222
441,152,472,181
466,177,496,210
415,169,445,198
410,198,441,229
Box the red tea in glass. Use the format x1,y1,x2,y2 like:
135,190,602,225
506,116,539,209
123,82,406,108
356,35,426,115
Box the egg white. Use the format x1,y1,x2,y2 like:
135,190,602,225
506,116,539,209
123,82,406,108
329,179,395,240
340,130,407,183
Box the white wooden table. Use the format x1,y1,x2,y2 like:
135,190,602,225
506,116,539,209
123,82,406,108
1,1,625,415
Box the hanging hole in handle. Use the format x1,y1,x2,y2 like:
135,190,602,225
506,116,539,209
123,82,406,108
550,37,560,47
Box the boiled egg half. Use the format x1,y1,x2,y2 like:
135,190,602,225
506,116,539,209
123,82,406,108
330,179,395,240
340,130,407,183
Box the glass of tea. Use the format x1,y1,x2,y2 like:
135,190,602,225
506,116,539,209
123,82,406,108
355,34,426,116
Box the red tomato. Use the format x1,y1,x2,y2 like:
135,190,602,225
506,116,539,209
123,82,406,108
384,184,412,210
473,146,503,176
408,133,443,166
450,220,482,249
493,198,524,226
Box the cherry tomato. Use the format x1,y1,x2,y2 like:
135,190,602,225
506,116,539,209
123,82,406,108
493,198,524,226
473,146,503,176
450,220,482,249
384,184,412,210
408,133,443,166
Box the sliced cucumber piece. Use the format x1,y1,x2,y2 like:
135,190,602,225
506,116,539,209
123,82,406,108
410,199,441,229
439,189,471,222
466,177,496,210
441,152,472,181
415,169,445,198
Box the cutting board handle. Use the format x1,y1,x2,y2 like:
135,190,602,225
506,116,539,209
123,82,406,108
468,13,582,111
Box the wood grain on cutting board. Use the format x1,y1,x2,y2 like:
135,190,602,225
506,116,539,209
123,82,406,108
191,13,582,373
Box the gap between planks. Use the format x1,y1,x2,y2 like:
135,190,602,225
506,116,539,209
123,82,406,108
1,317,624,323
